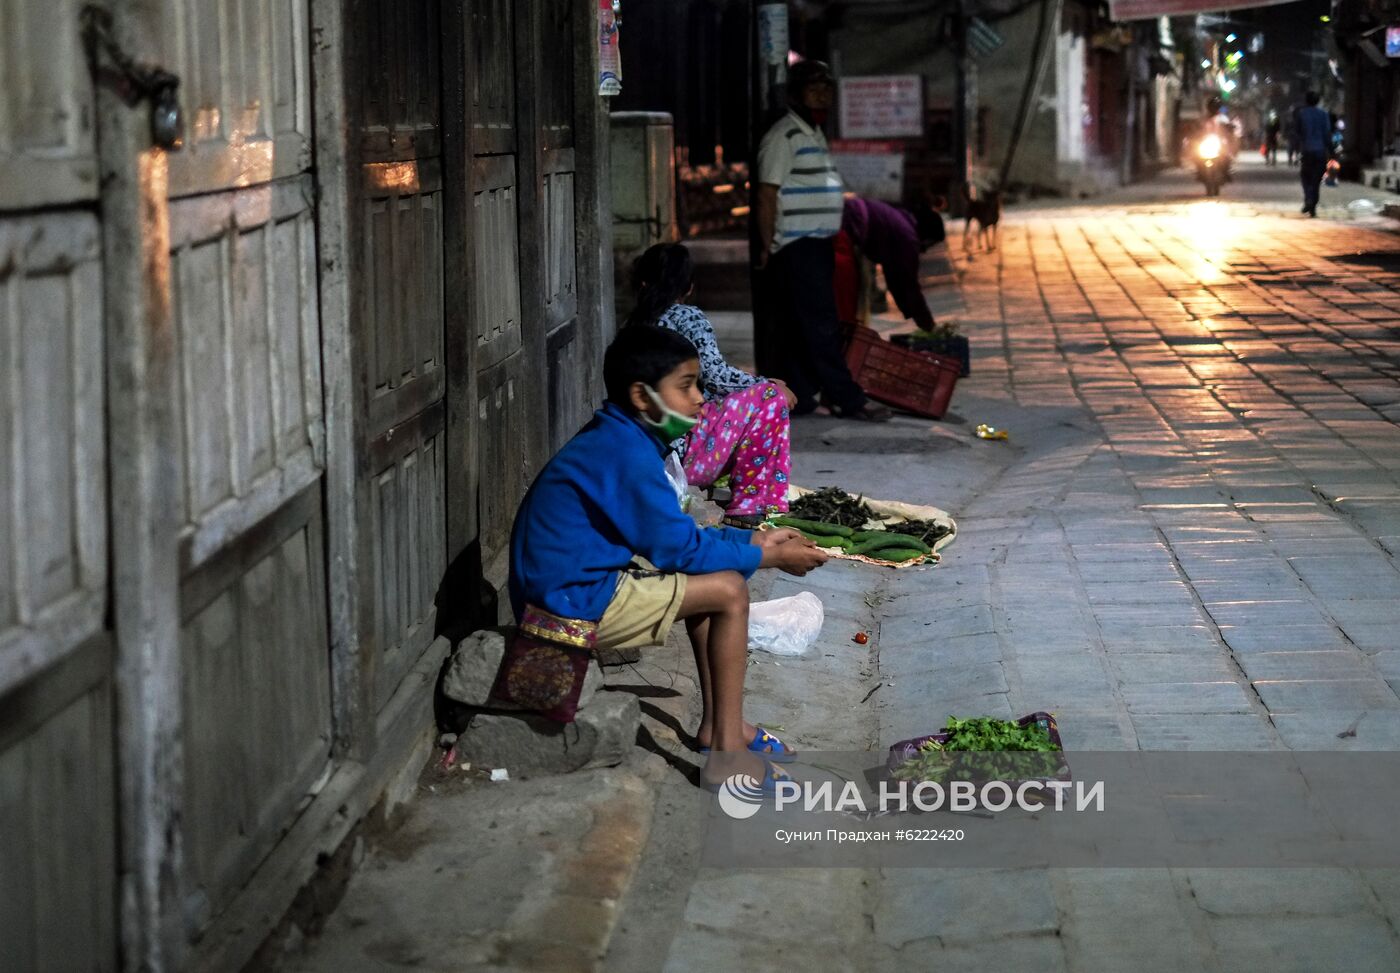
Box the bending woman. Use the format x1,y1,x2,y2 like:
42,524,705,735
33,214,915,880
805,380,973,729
627,243,795,526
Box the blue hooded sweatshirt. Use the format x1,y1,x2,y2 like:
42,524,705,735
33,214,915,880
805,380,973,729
508,401,762,621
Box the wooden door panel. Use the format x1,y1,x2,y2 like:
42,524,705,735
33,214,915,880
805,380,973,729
363,159,447,438
0,0,98,208
542,149,578,329
156,0,313,197
537,0,575,151
471,154,523,370
362,0,443,160
0,673,117,972
0,214,106,694
470,0,516,155
178,493,332,927
368,405,447,708
476,355,532,558
546,321,589,454
168,178,325,570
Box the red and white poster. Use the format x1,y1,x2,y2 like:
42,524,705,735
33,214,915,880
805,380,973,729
599,0,621,96
1108,0,1293,21
830,139,905,202
839,76,923,140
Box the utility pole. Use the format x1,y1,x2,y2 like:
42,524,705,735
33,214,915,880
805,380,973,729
751,0,788,376
952,0,970,212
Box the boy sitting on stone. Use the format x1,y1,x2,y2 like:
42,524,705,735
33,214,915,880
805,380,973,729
509,324,827,786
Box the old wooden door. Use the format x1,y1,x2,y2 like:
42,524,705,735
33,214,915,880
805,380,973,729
468,0,589,570
152,0,336,940
0,4,116,968
354,1,452,711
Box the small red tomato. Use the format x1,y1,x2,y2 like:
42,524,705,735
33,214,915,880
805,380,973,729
853,632,869,645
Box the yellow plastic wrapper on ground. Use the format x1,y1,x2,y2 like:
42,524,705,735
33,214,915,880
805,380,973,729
976,423,1009,440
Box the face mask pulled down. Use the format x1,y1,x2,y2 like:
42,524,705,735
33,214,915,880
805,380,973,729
641,384,698,442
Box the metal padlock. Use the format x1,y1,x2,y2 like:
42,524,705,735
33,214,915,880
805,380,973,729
150,82,184,151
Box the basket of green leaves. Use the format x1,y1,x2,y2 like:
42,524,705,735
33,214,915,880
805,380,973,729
886,713,1069,792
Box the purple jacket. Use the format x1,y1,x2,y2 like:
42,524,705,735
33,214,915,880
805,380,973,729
841,196,935,331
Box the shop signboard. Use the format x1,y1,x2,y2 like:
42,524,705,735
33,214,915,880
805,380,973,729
839,76,923,140
830,140,904,202
1108,0,1292,21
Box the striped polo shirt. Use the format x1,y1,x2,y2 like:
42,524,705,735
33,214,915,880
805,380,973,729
757,110,845,252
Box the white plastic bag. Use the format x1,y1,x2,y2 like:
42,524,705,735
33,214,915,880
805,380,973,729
664,452,690,511
748,591,824,656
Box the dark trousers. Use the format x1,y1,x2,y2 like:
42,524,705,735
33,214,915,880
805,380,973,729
1300,152,1327,212
767,237,867,414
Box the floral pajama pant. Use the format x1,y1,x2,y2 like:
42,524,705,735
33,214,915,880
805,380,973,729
681,382,791,516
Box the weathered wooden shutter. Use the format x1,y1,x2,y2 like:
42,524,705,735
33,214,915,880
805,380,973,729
149,0,335,935
0,2,117,970
355,0,451,710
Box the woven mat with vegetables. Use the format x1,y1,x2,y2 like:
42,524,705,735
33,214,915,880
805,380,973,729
764,486,957,567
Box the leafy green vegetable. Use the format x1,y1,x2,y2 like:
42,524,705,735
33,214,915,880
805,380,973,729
892,716,1061,784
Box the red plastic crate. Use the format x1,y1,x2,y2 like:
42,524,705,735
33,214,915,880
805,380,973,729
841,324,961,419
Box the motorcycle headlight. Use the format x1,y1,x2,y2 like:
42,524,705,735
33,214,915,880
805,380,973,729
1198,134,1221,160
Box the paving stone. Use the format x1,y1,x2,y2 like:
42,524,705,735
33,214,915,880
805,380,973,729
1016,657,1116,698
879,603,994,643
663,925,866,973
1075,560,1181,583
1338,622,1399,654
1270,711,1400,750
1053,714,1135,749
1237,650,1378,682
1252,678,1400,714
682,869,869,946
1060,870,1207,973
1129,713,1277,750
880,630,1003,669
1100,625,1222,654
875,868,1058,948
1121,682,1256,715
1185,868,1372,916
1111,653,1237,684
1217,623,1352,653
886,935,1067,973
1205,916,1400,973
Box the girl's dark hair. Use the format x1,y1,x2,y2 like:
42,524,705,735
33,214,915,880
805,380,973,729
603,324,699,406
625,243,694,329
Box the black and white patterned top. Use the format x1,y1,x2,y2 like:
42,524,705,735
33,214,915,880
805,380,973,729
657,304,763,404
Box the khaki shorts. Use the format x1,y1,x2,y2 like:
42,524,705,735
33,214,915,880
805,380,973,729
596,559,688,650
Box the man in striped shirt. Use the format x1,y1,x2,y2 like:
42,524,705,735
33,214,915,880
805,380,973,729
755,59,890,422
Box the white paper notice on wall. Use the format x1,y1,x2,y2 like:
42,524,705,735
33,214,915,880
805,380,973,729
839,75,923,140
830,140,905,202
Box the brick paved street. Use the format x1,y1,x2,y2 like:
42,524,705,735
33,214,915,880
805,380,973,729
289,169,1400,973
621,176,1400,972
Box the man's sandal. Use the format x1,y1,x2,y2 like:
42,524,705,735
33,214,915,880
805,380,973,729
700,726,798,763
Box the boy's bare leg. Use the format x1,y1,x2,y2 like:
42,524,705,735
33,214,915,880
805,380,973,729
676,572,764,781
688,615,759,750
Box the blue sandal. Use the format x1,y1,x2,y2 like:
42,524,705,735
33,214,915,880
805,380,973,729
700,726,798,763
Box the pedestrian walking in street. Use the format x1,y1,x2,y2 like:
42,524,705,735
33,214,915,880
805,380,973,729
508,325,827,786
627,243,796,526
1265,111,1281,166
839,195,946,331
754,58,891,422
1294,91,1331,217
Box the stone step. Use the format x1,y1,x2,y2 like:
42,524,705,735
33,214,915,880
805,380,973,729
278,766,655,973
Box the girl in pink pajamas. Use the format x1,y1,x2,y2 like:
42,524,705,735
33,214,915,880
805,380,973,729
626,244,794,524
